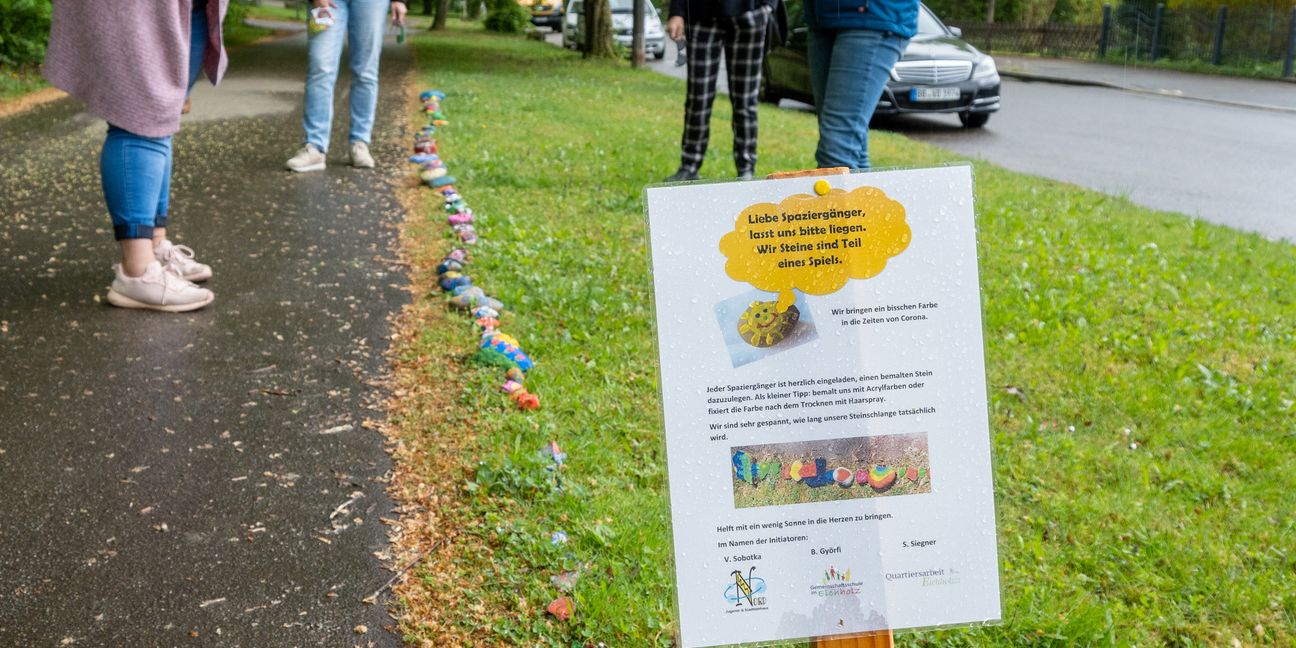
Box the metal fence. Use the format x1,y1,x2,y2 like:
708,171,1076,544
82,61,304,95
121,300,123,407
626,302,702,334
956,2,1296,76
959,23,1102,58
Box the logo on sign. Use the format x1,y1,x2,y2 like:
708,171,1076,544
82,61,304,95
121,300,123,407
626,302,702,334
723,566,768,610
810,565,861,598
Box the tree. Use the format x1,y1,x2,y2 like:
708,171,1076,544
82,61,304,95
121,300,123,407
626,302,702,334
434,0,450,29
466,0,484,20
631,0,646,66
423,0,434,15
583,0,616,58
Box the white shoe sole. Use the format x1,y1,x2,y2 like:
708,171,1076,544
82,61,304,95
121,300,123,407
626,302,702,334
287,161,326,172
351,158,375,169
107,289,215,312
183,267,213,282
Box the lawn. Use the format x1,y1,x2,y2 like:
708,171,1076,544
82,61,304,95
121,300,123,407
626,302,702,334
384,24,1296,647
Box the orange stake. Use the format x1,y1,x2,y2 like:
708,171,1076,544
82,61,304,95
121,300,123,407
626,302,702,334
811,629,894,648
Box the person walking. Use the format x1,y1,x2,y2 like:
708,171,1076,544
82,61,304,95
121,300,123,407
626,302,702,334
44,0,228,312
286,0,408,172
806,0,917,169
664,0,776,182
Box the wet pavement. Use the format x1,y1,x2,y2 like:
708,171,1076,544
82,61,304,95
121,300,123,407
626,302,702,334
0,31,410,646
995,54,1296,113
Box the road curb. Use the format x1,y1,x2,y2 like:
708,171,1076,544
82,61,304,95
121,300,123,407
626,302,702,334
1000,69,1296,115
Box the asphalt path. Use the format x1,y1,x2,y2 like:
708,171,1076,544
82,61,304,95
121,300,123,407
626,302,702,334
0,31,408,646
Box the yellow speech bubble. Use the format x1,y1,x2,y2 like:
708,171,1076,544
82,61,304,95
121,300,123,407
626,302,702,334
719,185,911,312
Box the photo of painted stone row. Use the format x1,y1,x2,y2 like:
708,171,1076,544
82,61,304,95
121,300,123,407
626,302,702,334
731,433,931,508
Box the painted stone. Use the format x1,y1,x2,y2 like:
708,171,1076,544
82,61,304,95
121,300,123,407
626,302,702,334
732,450,754,483
513,390,540,410
833,467,853,487
430,175,456,188
798,460,816,479
505,367,526,383
905,466,919,482
435,259,464,276
866,465,897,491
546,596,572,621
737,301,800,347
472,347,519,371
802,459,833,487
501,379,524,394
855,468,868,486
789,460,803,481
438,271,471,291
780,462,791,480
419,167,447,182
475,316,500,331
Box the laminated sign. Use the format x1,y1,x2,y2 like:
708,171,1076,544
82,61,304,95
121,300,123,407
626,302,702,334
645,166,1000,647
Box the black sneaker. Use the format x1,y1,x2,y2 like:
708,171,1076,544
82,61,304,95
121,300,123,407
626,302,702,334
664,170,699,182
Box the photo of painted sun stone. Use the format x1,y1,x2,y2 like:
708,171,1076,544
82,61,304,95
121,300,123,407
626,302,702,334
737,300,800,347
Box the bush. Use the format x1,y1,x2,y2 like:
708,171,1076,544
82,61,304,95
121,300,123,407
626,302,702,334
484,0,530,32
0,0,52,67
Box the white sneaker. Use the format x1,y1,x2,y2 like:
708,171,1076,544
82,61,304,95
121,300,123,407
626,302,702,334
287,143,326,172
107,261,214,312
350,141,375,169
154,240,212,282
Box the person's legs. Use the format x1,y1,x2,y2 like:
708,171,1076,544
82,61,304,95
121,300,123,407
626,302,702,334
346,0,389,147
303,0,351,152
810,28,906,169
102,126,171,276
722,7,768,176
677,19,724,176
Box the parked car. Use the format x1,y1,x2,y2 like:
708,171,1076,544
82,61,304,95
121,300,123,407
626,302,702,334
523,0,564,32
763,2,1000,127
563,0,667,59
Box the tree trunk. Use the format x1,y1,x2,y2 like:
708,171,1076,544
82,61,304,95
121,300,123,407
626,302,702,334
986,0,995,23
583,0,616,58
632,0,646,67
423,0,434,15
434,0,450,29
466,0,483,20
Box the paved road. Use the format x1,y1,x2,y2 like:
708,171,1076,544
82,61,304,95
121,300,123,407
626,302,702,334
588,30,1296,241
0,31,408,646
886,77,1296,241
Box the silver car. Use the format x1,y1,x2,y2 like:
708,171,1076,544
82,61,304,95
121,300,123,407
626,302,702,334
564,0,667,59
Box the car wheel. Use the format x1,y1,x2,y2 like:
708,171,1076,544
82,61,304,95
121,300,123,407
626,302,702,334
959,111,990,128
758,63,781,105
654,48,665,60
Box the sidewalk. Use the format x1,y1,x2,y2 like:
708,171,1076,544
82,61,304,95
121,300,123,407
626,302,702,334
996,55,1296,113
0,31,408,645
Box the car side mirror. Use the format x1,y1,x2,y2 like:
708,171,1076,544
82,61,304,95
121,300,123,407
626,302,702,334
948,26,962,37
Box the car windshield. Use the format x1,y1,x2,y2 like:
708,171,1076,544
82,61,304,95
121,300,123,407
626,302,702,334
915,5,947,36
610,0,633,12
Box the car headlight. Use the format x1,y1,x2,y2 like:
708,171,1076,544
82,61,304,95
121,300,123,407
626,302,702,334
971,56,998,80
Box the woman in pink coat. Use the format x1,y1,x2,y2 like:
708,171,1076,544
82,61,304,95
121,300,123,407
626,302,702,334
44,1,229,312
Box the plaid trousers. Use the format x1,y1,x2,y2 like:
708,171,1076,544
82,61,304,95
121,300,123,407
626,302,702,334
679,6,769,176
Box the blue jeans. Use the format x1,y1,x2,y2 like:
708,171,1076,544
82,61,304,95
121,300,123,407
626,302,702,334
101,9,208,240
808,28,907,170
303,0,389,152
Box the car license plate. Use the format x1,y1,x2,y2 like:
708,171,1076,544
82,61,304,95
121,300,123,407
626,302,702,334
911,87,960,102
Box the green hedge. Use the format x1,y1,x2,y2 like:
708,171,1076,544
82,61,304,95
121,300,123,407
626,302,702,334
0,0,51,67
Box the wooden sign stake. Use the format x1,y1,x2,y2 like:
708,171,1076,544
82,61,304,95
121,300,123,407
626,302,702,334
769,165,894,648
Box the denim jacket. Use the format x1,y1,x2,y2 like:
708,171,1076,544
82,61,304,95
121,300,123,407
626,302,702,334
805,0,918,37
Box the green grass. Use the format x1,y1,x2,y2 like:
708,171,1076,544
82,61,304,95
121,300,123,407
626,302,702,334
392,24,1296,647
0,66,48,102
